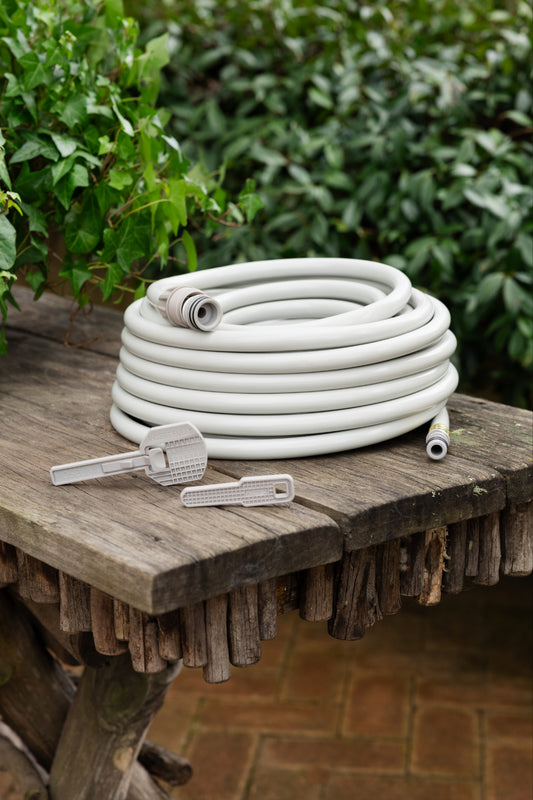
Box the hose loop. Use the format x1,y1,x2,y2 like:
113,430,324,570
111,258,459,459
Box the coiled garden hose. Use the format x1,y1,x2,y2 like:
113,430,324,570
110,258,458,460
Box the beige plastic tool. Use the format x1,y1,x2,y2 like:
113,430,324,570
50,422,207,486
180,474,295,507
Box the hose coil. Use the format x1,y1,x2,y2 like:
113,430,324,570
110,258,458,459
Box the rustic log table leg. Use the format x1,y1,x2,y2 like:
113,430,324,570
0,590,188,799
48,655,180,800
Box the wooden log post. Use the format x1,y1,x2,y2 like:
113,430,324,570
299,564,334,622
0,591,190,798
15,594,106,669
156,610,182,662
138,740,193,788
464,517,480,578
179,602,208,668
15,551,59,605
203,595,231,684
442,520,468,594
399,532,426,597
91,588,128,657
328,547,382,640
48,655,181,800
376,539,402,615
0,541,17,587
418,527,447,606
500,502,533,576
228,584,262,667
129,608,168,674
59,572,92,633
257,578,278,640
114,599,131,643
473,512,501,586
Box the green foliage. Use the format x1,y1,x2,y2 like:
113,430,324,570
0,0,258,351
133,0,533,405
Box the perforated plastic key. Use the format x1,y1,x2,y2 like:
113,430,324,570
50,422,207,486
180,474,295,507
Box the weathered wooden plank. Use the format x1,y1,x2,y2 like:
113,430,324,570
0,330,341,614
447,394,533,504
212,411,511,551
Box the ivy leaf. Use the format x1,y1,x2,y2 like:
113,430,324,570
108,168,134,190
65,209,100,253
239,179,263,222
101,261,123,301
167,177,187,232
0,216,17,270
10,137,58,164
19,52,50,91
59,263,93,295
56,163,90,209
115,217,149,270
50,132,79,158
59,95,89,128
182,229,197,272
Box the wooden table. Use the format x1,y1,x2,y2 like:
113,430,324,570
1,287,531,799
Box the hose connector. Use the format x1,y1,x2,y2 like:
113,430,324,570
157,287,223,331
426,422,450,460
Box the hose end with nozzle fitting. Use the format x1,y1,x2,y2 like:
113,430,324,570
157,287,223,331
426,408,450,461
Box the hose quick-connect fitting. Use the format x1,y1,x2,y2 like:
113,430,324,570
426,423,450,461
157,287,223,331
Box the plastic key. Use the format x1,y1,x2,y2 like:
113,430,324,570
50,422,207,486
180,474,295,507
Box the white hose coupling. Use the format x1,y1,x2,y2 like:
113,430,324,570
157,286,223,331
426,422,450,461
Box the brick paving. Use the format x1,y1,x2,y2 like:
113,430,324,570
1,575,531,799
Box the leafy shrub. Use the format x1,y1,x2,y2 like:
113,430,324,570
133,0,533,405
0,0,259,352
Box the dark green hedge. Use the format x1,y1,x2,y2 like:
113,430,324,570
133,0,532,405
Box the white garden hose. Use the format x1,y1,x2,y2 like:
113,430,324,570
110,258,458,459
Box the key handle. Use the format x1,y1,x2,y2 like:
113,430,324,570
50,422,207,486
180,474,295,507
